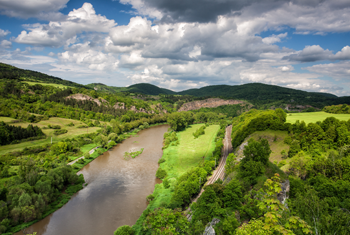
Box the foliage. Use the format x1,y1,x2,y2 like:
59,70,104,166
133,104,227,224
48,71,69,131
114,225,134,235
143,208,189,234
155,168,167,179
193,125,206,138
53,129,68,135
167,112,194,131
124,148,144,160
0,122,44,146
323,104,350,114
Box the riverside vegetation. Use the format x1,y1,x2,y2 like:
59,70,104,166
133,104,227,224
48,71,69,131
1,63,350,234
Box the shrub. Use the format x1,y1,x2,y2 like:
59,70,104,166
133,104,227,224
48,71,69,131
66,122,74,127
53,129,68,135
163,179,170,189
48,124,61,129
114,225,134,235
156,168,167,179
77,158,85,164
146,194,155,202
158,158,166,164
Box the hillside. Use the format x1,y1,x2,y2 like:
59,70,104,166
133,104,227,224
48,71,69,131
0,63,88,89
178,83,350,108
87,83,175,95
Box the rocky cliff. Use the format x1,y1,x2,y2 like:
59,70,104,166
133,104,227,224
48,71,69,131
66,94,107,106
178,98,245,111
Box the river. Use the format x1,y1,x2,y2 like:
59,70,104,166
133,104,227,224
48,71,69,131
17,124,169,235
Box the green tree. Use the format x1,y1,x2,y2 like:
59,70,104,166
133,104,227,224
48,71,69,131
143,208,189,235
242,138,271,165
114,225,134,235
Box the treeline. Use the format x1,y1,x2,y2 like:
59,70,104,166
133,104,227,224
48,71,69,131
0,63,87,89
0,122,44,146
323,104,350,114
192,104,251,118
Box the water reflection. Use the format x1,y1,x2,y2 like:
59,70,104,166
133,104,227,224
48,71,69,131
16,125,169,235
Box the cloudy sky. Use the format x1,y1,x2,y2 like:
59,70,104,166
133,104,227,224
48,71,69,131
0,0,350,95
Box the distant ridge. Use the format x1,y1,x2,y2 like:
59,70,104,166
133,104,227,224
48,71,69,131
0,63,88,89
127,83,175,95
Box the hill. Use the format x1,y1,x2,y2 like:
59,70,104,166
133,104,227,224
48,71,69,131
0,63,89,89
178,83,350,108
127,83,175,95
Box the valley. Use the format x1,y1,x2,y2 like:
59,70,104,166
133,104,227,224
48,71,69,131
0,63,349,235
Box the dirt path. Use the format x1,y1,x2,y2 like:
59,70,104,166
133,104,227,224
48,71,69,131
187,125,233,219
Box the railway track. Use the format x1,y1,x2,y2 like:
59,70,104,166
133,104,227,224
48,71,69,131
186,125,233,219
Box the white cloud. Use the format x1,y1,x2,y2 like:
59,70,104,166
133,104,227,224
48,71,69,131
262,33,287,44
332,46,350,60
15,3,116,47
305,61,350,79
0,29,10,37
0,40,11,48
0,0,68,20
283,45,333,62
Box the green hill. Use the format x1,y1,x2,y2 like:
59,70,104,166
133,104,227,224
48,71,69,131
126,83,175,95
178,83,350,108
0,63,89,89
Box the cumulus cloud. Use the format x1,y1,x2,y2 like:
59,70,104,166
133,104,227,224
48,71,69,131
332,46,350,60
262,33,287,44
0,40,11,48
0,0,68,20
305,61,350,79
283,45,333,62
0,29,10,37
15,3,116,47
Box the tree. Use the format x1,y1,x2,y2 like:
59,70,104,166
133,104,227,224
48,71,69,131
236,174,312,235
143,208,189,234
225,153,237,175
242,138,271,165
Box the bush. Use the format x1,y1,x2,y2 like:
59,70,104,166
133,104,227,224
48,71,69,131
193,126,206,139
66,122,74,127
156,168,167,179
114,225,134,235
77,158,85,164
146,194,155,202
158,158,165,164
163,179,170,188
53,129,68,135
48,124,61,129
77,124,88,128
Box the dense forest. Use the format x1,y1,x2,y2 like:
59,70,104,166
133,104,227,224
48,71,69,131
323,104,350,114
0,122,44,146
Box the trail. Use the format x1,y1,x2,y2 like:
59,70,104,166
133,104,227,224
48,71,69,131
186,125,233,219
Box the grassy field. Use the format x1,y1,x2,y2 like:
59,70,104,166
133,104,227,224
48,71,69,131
0,117,100,155
0,117,16,123
161,124,220,178
286,111,350,124
22,80,73,89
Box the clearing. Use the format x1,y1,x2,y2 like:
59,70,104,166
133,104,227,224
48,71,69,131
161,124,220,178
0,117,100,155
286,111,350,124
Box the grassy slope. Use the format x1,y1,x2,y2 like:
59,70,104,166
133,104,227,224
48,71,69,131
0,117,16,123
144,124,219,210
23,80,74,89
286,111,350,124
0,117,100,155
162,124,220,178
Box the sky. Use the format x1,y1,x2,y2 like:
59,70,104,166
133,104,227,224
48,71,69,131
0,0,350,95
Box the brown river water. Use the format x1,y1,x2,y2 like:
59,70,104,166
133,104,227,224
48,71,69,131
16,125,169,235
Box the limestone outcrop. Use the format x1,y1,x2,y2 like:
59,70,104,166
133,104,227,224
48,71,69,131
66,94,107,106
178,98,245,111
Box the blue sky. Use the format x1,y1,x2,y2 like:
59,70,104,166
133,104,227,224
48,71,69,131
0,0,349,95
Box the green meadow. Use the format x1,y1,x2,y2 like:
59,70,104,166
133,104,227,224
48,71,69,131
161,124,220,179
286,111,350,124
0,117,100,155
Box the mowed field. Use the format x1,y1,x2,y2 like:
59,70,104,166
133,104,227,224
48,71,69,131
161,124,220,179
0,117,101,155
23,80,74,89
286,111,350,124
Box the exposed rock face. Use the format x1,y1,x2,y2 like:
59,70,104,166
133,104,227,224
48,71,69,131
277,180,290,208
66,94,107,106
113,102,126,110
203,218,220,235
178,98,245,111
